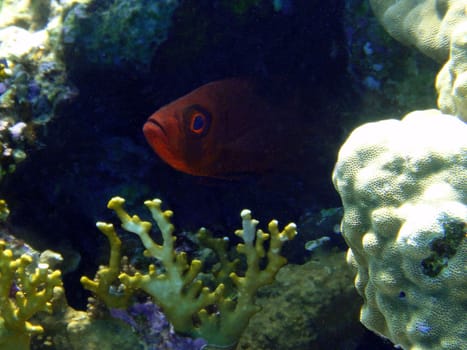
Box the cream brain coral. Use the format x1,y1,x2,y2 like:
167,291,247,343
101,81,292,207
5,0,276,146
436,20,467,121
332,109,467,350
369,0,466,62
370,0,467,120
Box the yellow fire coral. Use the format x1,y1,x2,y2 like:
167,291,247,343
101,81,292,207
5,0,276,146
80,222,134,310
0,240,63,350
83,196,297,349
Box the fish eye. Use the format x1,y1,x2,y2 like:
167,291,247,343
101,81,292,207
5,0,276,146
190,114,206,134
183,105,211,137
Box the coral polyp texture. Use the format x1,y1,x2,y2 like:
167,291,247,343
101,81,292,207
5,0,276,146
369,0,465,62
369,0,467,121
437,20,467,121
332,109,467,350
82,196,297,350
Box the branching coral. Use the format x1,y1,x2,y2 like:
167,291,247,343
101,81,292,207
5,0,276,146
82,196,297,349
80,222,135,310
0,240,63,350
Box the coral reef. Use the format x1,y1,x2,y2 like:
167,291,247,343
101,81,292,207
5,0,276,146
0,239,63,350
80,221,133,310
369,0,465,62
436,20,467,121
333,109,467,350
110,301,207,350
238,250,365,350
61,0,180,72
0,0,79,182
63,317,143,350
4,1,453,349
82,196,297,349
0,200,209,350
369,0,467,120
339,6,467,347
38,303,145,350
344,0,438,116
0,199,64,350
34,282,204,349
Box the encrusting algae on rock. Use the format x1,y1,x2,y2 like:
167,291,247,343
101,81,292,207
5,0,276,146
81,196,297,349
0,0,81,184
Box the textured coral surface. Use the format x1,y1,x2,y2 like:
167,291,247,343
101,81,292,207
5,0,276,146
333,109,467,350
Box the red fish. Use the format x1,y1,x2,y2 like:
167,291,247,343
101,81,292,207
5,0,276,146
143,79,303,178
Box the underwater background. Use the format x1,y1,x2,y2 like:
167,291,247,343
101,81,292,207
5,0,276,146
0,0,451,349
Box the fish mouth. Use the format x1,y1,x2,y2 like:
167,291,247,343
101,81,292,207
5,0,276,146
146,118,167,137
